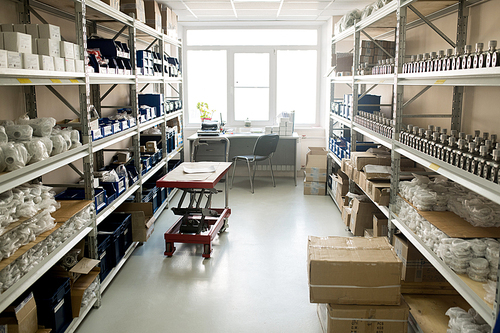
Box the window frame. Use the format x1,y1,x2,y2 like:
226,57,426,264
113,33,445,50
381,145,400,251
183,26,322,128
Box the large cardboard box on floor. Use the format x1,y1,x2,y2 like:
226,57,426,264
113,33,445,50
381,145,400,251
308,236,402,305
115,202,156,242
393,233,446,283
317,298,409,333
304,180,326,195
305,147,328,182
350,197,380,236
144,0,162,32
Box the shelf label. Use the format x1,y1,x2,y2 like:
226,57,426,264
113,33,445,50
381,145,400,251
435,79,446,84
70,79,80,83
50,79,62,84
17,78,32,84
428,163,440,171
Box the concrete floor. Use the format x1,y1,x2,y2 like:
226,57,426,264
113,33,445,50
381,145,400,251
76,176,350,333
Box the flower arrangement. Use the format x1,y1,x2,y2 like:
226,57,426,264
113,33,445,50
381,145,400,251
197,102,215,121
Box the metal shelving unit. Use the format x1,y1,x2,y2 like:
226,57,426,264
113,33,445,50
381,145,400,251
0,0,184,329
329,0,500,330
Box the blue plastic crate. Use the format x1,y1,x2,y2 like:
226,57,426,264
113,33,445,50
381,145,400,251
55,188,107,214
111,122,120,134
102,176,126,196
98,213,131,267
139,94,164,117
91,128,103,141
128,118,136,127
100,182,117,204
120,119,129,130
125,165,139,184
97,234,112,282
32,277,72,333
101,125,113,137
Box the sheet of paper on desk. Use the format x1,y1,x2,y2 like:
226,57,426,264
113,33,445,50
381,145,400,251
183,165,217,174
183,173,213,181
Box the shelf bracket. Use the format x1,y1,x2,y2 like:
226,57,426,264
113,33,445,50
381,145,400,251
112,25,128,41
360,30,393,58
100,84,118,102
140,83,150,92
358,84,378,101
68,163,84,178
145,38,158,51
345,83,352,89
408,5,456,48
27,6,66,41
402,85,432,108
45,86,81,117
168,83,180,95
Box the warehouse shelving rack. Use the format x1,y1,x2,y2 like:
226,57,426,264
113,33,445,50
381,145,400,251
0,0,184,330
328,0,500,330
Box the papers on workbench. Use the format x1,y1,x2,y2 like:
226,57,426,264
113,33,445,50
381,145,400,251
183,165,216,174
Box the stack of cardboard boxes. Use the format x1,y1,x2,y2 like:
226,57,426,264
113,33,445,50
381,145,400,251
304,148,328,195
308,236,409,332
359,39,396,65
119,0,177,38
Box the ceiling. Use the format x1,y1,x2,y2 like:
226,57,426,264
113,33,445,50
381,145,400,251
158,0,374,22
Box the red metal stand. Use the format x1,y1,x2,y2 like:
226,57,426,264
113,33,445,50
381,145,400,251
164,208,231,258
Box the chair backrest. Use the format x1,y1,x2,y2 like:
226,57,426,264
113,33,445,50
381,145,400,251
253,134,279,157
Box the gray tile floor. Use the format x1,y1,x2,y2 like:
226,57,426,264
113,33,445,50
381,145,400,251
76,176,350,333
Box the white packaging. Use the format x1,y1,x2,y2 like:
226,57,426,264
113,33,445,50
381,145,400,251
1,24,14,32
0,50,7,68
25,24,39,38
64,58,75,72
22,53,39,70
73,43,80,59
53,57,64,72
3,32,32,54
38,24,60,41
13,24,26,33
60,41,74,59
37,38,60,58
7,51,22,69
31,38,37,54
39,55,54,71
74,59,84,73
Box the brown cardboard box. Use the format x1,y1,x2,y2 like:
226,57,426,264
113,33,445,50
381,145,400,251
331,170,348,196
101,0,120,10
373,213,388,237
393,234,446,282
161,5,170,32
357,170,367,192
305,147,328,182
340,158,349,174
0,292,38,333
121,0,146,23
317,298,409,333
71,268,100,317
334,182,344,207
146,146,158,153
367,180,390,206
350,198,380,236
304,180,326,195
308,236,402,305
145,141,157,149
144,1,162,31
167,7,178,38
117,152,131,163
341,207,351,227
332,53,353,72
140,146,146,153
116,202,156,242
352,167,360,184
351,152,392,170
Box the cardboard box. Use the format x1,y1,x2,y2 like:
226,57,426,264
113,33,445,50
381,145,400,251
22,53,39,70
357,170,367,192
145,141,157,149
373,213,388,237
304,181,326,195
341,207,351,227
73,44,81,60
167,7,178,38
145,0,162,32
317,298,409,333
305,147,328,182
0,292,38,333
31,38,37,54
393,234,446,283
7,51,23,69
332,52,352,72
101,0,120,10
65,58,75,72
1,24,14,32
13,24,26,33
75,59,85,73
351,152,392,171
0,50,8,68
38,38,60,58
53,57,65,72
367,180,390,206
140,145,146,153
25,24,39,38
121,0,146,23
60,41,75,59
70,267,100,317
146,147,157,153
160,5,170,32
331,170,348,196
335,182,345,208
3,32,32,54
38,24,60,40
117,152,131,163
115,202,156,242
363,164,392,180
350,197,380,236
308,236,402,305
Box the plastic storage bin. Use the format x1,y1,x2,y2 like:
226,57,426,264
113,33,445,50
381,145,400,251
55,188,107,214
32,277,72,333
97,234,112,282
98,213,132,267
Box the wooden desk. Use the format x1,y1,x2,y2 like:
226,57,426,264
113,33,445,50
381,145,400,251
187,133,300,186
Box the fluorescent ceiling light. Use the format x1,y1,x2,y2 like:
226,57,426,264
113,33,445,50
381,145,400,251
233,0,280,2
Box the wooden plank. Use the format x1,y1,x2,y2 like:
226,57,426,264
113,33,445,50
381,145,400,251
404,294,470,333
459,274,493,310
400,196,500,238
52,200,92,222
402,280,458,295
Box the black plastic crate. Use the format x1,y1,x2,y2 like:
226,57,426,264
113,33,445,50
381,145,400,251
55,187,107,213
100,182,117,204
122,213,133,253
97,234,112,282
98,213,131,267
32,277,72,333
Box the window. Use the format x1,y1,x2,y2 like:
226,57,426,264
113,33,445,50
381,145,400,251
185,29,320,127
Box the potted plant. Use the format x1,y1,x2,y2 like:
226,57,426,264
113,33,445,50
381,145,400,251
197,102,215,122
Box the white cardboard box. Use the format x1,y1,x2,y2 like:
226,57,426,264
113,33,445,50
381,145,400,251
38,38,60,57
25,24,39,38
39,55,54,71
7,51,23,69
0,50,7,68
3,32,32,54
23,53,39,70
13,24,26,33
64,58,75,72
60,41,75,59
1,24,14,32
31,38,37,54
74,59,84,73
53,57,64,72
38,24,60,40
73,43,80,59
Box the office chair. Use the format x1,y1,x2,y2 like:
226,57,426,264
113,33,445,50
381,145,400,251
230,134,279,193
